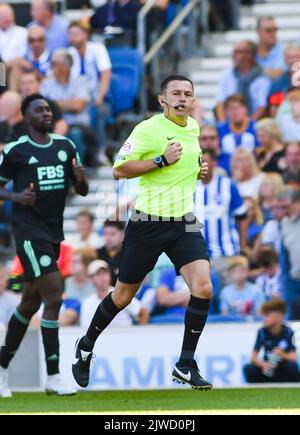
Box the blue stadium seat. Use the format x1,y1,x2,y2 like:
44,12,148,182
106,48,143,115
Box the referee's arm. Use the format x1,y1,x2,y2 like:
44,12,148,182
113,160,158,180
113,143,182,180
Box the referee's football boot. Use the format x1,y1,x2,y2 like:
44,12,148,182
172,360,213,391
72,339,94,388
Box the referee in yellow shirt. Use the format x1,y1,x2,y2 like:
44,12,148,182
73,75,213,390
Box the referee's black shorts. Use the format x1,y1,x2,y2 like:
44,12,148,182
118,210,210,284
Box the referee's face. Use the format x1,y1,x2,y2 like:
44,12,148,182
160,80,195,117
26,99,53,133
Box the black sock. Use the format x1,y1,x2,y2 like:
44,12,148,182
0,310,30,369
178,296,210,367
41,319,60,376
80,293,122,351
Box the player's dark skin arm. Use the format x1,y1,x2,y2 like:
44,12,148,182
113,142,182,180
0,182,36,206
72,159,89,197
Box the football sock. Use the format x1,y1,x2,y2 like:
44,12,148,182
41,319,60,376
178,296,210,367
0,310,30,369
80,293,122,352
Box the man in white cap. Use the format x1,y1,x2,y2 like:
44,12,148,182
80,260,147,329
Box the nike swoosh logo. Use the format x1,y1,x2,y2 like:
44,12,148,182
191,329,202,334
167,136,176,141
175,367,191,382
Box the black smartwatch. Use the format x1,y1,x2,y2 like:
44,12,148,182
153,156,164,168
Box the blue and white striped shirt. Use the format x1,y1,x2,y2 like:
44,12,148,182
195,175,247,259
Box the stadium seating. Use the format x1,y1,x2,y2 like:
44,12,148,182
106,48,143,115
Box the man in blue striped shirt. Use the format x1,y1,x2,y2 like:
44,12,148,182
195,149,248,261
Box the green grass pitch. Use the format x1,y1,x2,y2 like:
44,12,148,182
0,389,300,415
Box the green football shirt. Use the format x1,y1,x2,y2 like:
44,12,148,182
113,114,201,218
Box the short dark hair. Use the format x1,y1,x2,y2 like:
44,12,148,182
77,209,95,223
160,75,194,94
261,298,287,316
21,69,42,83
202,148,218,161
21,93,48,116
224,93,247,109
103,219,126,231
68,21,90,34
257,16,275,30
257,246,278,268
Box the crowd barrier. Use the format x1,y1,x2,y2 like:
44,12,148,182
1,323,300,391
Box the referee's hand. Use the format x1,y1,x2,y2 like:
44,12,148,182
12,183,36,206
164,142,183,165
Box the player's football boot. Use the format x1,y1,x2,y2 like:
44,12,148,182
172,360,213,391
72,339,94,388
45,374,77,396
0,367,12,398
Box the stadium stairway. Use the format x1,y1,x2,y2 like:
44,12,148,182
180,0,300,120
64,167,116,241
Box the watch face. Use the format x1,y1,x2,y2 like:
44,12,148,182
154,157,162,164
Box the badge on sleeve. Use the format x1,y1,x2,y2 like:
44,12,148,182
118,140,135,157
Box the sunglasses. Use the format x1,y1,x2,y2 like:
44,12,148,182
29,37,45,43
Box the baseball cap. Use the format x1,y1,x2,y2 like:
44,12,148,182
87,260,110,277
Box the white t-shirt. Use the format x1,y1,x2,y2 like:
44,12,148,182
69,42,112,102
0,25,27,62
80,289,142,328
0,291,20,325
66,232,103,250
237,173,265,199
216,68,271,115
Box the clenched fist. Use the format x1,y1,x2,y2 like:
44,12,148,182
164,142,183,166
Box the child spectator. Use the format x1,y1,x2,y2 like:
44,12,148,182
221,257,264,318
65,247,97,303
67,209,103,250
256,247,282,301
244,299,300,383
218,94,260,175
